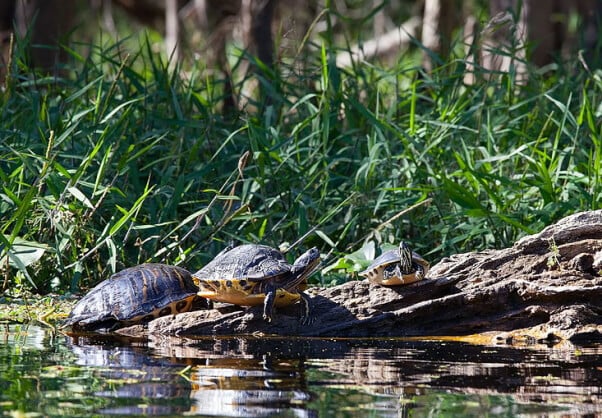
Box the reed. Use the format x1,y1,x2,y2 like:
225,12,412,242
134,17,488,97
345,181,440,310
0,15,600,292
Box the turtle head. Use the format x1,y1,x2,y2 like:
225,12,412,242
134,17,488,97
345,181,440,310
291,247,321,280
398,241,414,274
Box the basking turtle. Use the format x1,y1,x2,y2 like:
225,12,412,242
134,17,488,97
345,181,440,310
359,241,429,286
63,263,201,331
193,244,320,324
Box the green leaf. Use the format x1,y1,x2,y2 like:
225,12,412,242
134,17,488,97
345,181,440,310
67,187,94,209
99,97,144,124
442,177,487,212
0,235,49,268
315,229,336,247
106,180,154,238
322,241,376,275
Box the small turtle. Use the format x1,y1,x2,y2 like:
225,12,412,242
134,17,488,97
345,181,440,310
359,241,429,286
193,244,320,324
63,263,201,331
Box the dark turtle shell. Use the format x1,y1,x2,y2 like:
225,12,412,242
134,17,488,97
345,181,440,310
359,242,430,286
193,244,320,323
63,263,200,331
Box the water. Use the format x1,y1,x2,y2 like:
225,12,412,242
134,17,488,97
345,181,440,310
1,322,601,417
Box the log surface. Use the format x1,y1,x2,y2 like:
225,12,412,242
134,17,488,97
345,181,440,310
129,210,602,343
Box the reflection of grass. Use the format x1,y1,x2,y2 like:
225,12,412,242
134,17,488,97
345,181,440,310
0,294,73,324
1,7,600,295
411,392,568,417
0,324,108,416
308,384,568,417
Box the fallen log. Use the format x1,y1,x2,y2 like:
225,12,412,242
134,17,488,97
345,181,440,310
123,210,602,343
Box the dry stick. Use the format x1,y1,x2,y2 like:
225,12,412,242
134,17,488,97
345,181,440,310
122,173,152,246
286,197,432,271
375,197,433,233
303,197,434,280
286,192,358,255
314,198,433,273
221,150,250,216
66,182,146,270
178,150,251,245
293,8,330,61
577,50,591,74
39,131,55,195
348,197,433,252
203,150,252,241
282,192,358,279
98,53,130,121
165,0,179,65
1,252,8,291
3,33,14,93
82,144,121,223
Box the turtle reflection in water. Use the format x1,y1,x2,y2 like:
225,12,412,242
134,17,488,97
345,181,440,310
63,263,201,331
193,244,320,324
190,357,310,417
360,241,430,286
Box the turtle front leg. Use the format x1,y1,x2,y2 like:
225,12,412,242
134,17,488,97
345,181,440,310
263,288,276,322
383,264,402,281
414,263,425,281
299,292,314,325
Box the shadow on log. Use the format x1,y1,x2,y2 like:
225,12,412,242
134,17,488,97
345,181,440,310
120,210,602,343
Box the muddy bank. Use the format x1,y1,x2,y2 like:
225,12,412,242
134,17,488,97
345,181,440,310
122,210,602,343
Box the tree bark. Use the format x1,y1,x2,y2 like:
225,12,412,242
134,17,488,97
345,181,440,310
421,0,462,71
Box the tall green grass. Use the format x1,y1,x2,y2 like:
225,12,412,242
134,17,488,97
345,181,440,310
1,17,600,293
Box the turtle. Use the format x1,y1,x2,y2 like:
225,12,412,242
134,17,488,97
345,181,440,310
193,244,320,324
63,263,201,331
359,241,430,286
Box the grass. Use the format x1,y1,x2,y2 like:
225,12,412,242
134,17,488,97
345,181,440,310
0,13,601,295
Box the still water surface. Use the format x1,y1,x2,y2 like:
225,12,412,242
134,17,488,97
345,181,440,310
1,322,601,417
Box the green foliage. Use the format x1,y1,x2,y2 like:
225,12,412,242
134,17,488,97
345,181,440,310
0,12,600,294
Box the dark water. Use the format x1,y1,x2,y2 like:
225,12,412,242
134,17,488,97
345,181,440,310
1,323,601,417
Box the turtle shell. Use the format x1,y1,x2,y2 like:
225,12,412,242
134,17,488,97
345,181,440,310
193,244,318,308
359,243,430,286
63,263,200,331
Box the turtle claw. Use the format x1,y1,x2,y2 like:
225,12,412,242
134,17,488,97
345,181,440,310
300,314,315,326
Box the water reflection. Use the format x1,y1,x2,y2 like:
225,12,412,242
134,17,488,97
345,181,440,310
150,337,316,416
66,333,317,417
1,323,602,417
67,334,193,415
190,357,312,417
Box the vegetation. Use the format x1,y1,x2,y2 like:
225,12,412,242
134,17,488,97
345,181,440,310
1,10,600,295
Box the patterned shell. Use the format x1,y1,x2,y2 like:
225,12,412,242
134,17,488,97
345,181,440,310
368,249,404,269
194,245,320,324
64,263,199,331
194,244,293,281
